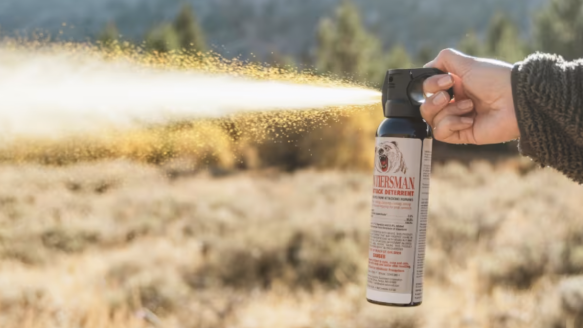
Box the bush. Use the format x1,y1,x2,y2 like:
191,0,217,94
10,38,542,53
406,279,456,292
479,242,548,291
247,108,380,170
559,227,583,274
40,228,100,253
560,276,583,327
186,230,363,290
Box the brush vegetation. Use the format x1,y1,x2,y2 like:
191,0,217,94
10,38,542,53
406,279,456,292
0,159,582,328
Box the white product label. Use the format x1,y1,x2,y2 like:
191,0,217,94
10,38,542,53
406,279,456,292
366,137,432,305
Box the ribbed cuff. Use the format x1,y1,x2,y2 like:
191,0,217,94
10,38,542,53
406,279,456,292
511,62,538,159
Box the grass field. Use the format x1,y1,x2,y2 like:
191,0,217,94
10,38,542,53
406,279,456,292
1,157,582,328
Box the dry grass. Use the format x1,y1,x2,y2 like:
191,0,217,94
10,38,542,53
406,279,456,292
0,157,581,328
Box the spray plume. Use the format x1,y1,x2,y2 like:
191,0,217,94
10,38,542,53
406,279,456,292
0,44,380,140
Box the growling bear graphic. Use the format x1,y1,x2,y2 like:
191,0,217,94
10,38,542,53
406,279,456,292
375,141,407,174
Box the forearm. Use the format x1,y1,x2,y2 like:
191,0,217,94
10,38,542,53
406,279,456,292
512,53,583,183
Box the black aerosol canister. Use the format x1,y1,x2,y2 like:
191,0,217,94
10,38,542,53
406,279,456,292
367,68,453,307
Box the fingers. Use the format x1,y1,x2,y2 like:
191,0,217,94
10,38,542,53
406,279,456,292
423,72,468,104
422,48,478,144
420,91,451,128
424,48,474,77
423,74,453,95
432,99,474,129
433,115,475,144
421,96,476,144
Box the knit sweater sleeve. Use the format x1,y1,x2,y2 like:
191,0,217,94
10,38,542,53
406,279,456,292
512,53,583,183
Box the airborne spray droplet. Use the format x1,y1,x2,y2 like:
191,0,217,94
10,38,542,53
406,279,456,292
0,45,380,140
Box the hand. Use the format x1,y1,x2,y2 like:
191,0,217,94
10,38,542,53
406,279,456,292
421,48,520,145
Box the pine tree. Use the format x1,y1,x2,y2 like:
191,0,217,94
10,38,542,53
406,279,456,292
487,13,512,55
535,0,583,60
267,50,297,71
173,3,206,52
456,13,527,63
485,12,527,63
415,45,435,67
315,0,387,86
98,22,120,46
385,44,413,70
457,30,485,57
145,24,180,53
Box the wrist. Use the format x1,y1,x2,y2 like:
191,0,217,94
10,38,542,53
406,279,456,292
510,63,524,141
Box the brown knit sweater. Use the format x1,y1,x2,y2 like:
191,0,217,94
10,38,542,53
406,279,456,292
512,53,583,184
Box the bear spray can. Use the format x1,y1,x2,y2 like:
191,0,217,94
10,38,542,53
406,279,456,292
367,68,453,307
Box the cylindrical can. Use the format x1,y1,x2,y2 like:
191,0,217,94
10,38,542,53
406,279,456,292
366,68,451,307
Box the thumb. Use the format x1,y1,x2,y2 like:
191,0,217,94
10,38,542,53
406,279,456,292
424,48,474,77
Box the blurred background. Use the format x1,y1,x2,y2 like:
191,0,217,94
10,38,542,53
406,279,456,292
1,0,583,327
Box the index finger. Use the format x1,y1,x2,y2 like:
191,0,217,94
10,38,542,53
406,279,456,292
424,48,474,77
424,73,468,102
423,74,453,95
420,91,451,128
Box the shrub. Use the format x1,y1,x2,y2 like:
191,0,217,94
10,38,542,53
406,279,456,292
560,276,583,327
479,242,548,291
558,227,583,274
41,228,100,253
186,230,363,290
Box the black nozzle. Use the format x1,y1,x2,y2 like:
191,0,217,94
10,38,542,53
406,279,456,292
381,68,454,118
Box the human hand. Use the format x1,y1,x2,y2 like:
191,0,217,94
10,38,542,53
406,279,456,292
421,49,520,145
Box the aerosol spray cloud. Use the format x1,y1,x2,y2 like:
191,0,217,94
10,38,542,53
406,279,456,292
0,46,380,140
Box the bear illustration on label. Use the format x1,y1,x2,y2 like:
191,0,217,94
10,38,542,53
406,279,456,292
375,141,407,174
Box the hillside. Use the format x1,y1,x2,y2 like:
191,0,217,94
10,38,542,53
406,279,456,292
0,0,546,60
